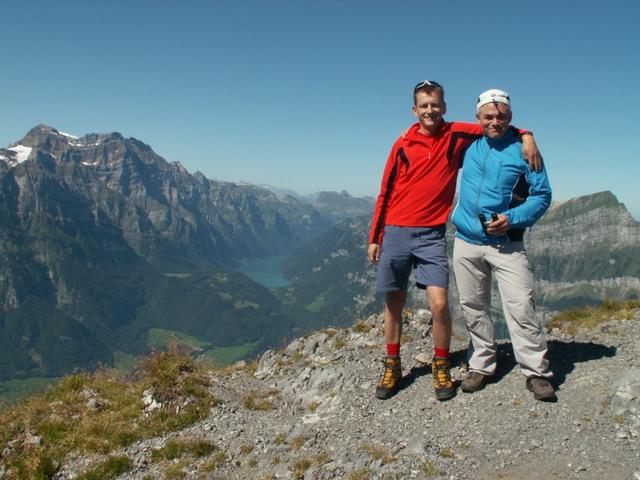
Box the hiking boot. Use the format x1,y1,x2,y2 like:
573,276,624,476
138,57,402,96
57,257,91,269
526,376,557,402
461,371,490,393
375,356,402,399
432,357,455,401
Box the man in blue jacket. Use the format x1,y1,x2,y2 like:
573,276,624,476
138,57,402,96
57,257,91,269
451,89,556,401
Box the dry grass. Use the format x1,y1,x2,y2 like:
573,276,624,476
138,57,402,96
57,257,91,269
420,460,445,476
239,444,253,455
348,469,372,480
290,452,331,479
217,359,258,378
290,435,307,451
242,388,279,411
75,455,133,480
163,460,187,480
292,458,313,478
276,352,306,368
352,321,372,333
0,343,216,479
438,448,455,458
313,451,331,465
359,444,396,464
200,451,227,472
546,299,640,334
323,328,339,337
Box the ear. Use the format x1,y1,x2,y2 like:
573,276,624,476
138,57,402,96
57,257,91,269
412,104,418,117
442,102,447,115
476,112,482,124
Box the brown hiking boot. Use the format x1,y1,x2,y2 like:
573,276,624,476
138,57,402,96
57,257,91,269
526,376,557,402
461,371,491,393
432,357,455,401
375,355,402,399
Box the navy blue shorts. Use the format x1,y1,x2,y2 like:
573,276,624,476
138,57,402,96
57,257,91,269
375,225,449,292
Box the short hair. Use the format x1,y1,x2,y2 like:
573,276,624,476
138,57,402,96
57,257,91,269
413,80,445,104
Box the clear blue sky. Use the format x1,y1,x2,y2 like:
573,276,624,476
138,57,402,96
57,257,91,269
2,0,639,219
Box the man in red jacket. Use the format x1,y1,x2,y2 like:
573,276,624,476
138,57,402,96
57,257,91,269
368,80,541,401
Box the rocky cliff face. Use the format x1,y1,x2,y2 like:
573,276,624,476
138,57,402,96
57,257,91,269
1,125,331,270
526,191,640,310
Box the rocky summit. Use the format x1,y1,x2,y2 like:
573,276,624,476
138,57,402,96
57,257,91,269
36,309,640,480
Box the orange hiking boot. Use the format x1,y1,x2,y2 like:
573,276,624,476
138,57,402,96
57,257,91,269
375,355,402,399
432,357,455,401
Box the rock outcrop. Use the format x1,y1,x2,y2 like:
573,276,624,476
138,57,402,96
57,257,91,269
46,310,640,480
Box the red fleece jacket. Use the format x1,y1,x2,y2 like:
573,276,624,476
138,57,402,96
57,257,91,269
369,121,483,244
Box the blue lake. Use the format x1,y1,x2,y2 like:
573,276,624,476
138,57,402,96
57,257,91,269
237,254,290,289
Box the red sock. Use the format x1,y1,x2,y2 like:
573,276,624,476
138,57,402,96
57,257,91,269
386,343,400,356
434,347,449,359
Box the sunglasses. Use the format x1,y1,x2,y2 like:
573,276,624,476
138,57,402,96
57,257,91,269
414,80,442,93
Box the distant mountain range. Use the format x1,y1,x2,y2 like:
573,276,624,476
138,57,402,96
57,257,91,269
258,186,375,223
280,191,640,332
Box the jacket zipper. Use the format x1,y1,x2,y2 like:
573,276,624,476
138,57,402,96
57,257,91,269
474,142,490,217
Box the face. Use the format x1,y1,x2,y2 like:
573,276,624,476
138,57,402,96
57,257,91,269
413,90,446,134
476,102,512,139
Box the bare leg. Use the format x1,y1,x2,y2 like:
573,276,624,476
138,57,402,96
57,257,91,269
427,286,451,352
384,290,407,345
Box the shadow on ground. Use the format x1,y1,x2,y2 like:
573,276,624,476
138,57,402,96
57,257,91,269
400,339,616,392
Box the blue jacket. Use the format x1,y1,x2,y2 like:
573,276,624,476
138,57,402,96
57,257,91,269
451,130,552,245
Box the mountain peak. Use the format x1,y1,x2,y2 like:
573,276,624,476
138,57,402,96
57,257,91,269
540,190,625,224
12,125,127,152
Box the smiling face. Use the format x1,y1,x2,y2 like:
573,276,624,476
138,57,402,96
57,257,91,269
476,102,512,139
412,90,446,135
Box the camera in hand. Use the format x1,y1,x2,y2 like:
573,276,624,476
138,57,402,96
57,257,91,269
478,213,499,233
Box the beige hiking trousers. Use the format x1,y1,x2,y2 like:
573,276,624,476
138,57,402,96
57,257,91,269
452,237,552,378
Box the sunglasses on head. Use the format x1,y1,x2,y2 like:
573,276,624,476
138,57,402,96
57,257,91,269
414,80,442,93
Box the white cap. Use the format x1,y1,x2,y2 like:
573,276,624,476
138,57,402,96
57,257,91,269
477,89,510,111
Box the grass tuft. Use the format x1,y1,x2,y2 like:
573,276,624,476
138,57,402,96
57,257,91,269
438,448,455,458
352,321,372,333
420,460,444,476
242,389,279,411
290,435,307,451
239,444,253,455
359,443,396,464
163,461,187,480
0,343,215,479
348,469,372,480
292,458,313,478
76,455,133,480
200,451,227,472
546,299,640,334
